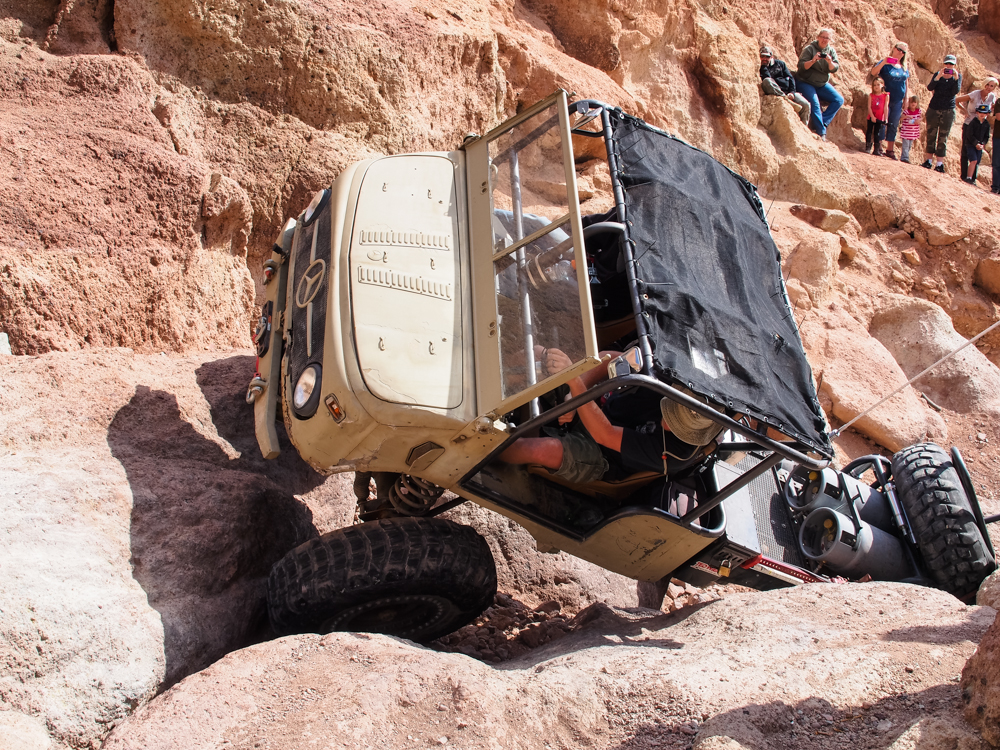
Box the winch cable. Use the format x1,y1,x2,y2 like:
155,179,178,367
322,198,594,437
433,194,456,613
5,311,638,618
830,317,1000,439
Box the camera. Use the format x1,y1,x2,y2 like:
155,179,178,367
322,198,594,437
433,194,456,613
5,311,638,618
819,52,828,58
943,68,955,76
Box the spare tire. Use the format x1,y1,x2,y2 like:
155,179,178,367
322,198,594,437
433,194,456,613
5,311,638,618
891,443,996,599
267,517,497,642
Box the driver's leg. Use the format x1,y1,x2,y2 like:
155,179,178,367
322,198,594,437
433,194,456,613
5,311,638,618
499,437,564,469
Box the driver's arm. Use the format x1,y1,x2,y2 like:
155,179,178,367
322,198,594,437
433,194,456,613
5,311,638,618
543,348,624,452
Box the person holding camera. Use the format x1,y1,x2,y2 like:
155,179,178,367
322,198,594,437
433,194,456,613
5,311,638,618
870,42,911,160
922,54,962,172
794,28,843,140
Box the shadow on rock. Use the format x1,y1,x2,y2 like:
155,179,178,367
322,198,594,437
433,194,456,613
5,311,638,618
612,685,971,750
109,355,324,686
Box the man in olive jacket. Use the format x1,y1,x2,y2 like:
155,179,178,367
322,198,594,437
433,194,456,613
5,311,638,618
794,28,844,139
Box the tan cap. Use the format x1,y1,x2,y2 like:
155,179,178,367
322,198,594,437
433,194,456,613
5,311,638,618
660,389,725,447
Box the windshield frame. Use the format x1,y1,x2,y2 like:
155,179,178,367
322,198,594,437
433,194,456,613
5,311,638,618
464,90,599,420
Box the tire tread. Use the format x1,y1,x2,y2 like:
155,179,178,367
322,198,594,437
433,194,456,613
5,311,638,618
267,517,496,641
891,443,994,598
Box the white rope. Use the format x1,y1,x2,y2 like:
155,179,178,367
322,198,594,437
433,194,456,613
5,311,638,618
830,316,1000,438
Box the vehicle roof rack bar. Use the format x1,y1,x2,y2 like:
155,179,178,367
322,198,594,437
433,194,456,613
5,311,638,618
679,451,783,526
590,100,655,377
501,373,829,470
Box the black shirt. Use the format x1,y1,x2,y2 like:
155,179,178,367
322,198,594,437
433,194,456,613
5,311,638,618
927,72,962,111
964,117,991,146
617,422,702,475
759,59,797,95
598,388,702,476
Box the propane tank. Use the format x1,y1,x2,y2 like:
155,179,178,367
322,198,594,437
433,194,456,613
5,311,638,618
798,507,911,580
786,467,894,532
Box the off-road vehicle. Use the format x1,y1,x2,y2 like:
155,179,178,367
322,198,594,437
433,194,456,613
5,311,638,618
247,91,997,641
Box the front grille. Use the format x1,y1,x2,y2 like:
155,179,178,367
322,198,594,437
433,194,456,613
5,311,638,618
287,198,332,418
734,455,805,566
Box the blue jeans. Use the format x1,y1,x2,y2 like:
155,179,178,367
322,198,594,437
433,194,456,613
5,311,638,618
794,80,844,136
994,143,999,191
885,95,904,143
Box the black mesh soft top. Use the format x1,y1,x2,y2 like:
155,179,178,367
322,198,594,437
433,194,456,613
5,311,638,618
609,114,832,457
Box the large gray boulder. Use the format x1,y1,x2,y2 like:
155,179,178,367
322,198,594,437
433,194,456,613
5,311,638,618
869,295,1000,419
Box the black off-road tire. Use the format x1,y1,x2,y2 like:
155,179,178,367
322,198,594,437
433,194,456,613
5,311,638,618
891,442,996,598
267,517,497,642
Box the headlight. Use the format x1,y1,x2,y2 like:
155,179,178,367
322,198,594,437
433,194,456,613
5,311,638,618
293,365,319,410
303,189,329,225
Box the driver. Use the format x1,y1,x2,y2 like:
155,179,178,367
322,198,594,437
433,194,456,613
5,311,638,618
499,348,724,483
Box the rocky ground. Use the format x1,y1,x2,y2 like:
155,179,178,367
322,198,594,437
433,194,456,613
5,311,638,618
2,0,1000,748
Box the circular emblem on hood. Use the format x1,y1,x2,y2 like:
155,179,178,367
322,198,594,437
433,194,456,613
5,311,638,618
295,259,327,308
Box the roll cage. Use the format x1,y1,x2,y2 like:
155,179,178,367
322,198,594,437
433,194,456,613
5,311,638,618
452,93,832,541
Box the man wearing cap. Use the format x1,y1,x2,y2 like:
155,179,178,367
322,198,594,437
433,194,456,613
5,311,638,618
922,55,962,171
499,349,723,483
962,104,992,185
759,46,811,125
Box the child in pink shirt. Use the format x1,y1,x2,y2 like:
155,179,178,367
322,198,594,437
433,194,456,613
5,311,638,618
866,78,890,156
899,95,922,163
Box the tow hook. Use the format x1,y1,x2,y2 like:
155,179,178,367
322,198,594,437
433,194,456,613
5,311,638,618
246,375,267,404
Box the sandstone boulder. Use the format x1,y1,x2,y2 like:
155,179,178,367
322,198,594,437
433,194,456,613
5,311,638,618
961,613,1000,747
980,0,1000,44
869,295,1000,418
0,349,329,748
101,584,994,750
789,204,856,234
800,307,946,451
885,717,990,749
978,569,1000,610
909,208,970,246
782,234,841,304
974,257,1000,298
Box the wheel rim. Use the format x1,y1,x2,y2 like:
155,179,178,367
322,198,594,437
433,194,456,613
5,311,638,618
321,594,456,638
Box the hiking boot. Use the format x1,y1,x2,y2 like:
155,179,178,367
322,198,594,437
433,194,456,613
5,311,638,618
885,147,898,160
934,164,945,173
921,160,933,169
963,177,976,184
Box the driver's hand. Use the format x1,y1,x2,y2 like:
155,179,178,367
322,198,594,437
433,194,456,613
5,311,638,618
539,347,572,375
558,391,576,424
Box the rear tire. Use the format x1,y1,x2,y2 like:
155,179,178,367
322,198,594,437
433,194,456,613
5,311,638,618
891,443,996,598
267,517,497,642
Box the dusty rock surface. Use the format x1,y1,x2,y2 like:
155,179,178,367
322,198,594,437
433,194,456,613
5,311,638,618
962,611,1000,747
0,0,999,748
102,584,995,750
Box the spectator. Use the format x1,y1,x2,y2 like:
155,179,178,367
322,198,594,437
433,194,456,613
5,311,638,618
962,105,991,185
870,42,911,160
992,97,999,195
922,54,962,172
759,46,811,125
865,78,889,156
794,28,844,140
899,95,922,163
957,77,998,183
